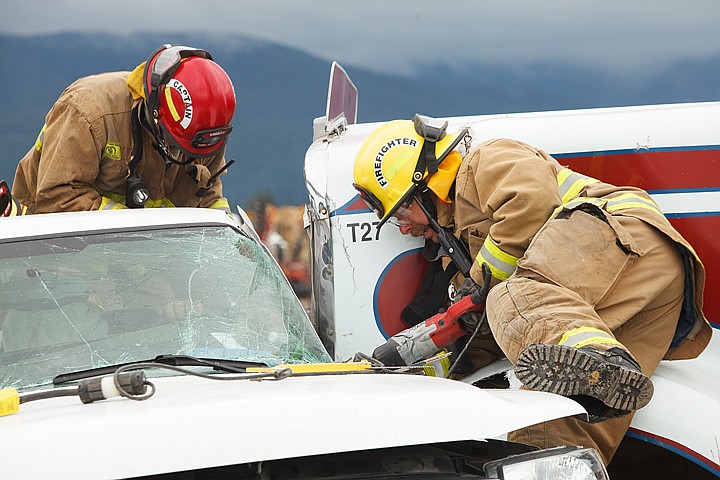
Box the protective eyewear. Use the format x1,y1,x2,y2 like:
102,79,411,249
385,201,417,228
386,216,409,228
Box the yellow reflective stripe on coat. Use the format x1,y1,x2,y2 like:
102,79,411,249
477,236,519,281
558,326,624,349
605,193,664,216
556,169,664,217
35,124,47,153
95,187,176,209
557,168,600,203
562,197,606,211
98,196,128,210
209,198,231,214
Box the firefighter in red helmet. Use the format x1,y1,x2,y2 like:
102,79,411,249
12,44,236,213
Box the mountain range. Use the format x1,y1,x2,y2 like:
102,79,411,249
1,33,719,208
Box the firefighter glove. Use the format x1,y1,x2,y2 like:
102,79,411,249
455,277,491,336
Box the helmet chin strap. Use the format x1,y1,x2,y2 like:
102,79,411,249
139,101,195,166
151,142,194,167
415,188,438,228
414,187,474,277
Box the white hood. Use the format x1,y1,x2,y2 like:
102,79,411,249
2,373,585,479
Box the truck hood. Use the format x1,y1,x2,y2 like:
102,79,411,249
2,372,585,479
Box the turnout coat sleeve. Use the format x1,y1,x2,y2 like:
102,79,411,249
453,139,563,285
33,99,105,212
13,72,135,213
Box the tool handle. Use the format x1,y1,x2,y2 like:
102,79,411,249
427,294,484,350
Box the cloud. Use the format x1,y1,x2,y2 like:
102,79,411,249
2,0,720,76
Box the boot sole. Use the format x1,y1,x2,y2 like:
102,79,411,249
515,344,654,411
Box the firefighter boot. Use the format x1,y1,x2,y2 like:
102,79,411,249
515,344,654,423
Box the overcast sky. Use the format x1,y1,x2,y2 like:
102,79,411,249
2,0,720,77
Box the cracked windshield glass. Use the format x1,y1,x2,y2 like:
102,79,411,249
0,225,330,392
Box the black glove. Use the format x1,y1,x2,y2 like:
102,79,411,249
454,264,493,336
400,253,458,328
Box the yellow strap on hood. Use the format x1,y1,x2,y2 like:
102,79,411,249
426,150,462,203
127,61,147,100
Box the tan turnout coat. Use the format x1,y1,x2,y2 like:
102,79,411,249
437,138,711,361
13,72,230,213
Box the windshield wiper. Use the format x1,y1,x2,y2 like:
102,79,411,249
52,354,268,385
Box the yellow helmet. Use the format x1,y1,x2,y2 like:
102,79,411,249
353,114,467,226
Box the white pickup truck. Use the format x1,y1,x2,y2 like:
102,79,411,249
1,207,619,479
303,63,720,478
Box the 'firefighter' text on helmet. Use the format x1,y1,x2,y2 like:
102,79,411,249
353,115,468,227
143,45,236,162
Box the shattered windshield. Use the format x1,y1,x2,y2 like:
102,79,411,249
0,225,330,392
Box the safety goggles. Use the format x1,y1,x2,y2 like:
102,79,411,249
353,183,417,228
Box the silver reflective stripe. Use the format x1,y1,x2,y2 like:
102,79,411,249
562,197,606,210
606,193,664,216
99,197,125,210
557,168,600,203
35,124,47,153
558,326,623,348
477,236,518,281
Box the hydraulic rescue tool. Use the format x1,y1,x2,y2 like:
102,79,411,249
372,196,492,367
372,287,487,367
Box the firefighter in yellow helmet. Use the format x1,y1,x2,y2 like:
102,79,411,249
353,114,711,465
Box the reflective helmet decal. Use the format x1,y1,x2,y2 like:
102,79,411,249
164,79,193,128
373,137,419,187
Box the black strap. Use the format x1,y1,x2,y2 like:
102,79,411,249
413,139,438,184
128,105,144,177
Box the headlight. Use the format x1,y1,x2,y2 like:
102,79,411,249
483,446,609,480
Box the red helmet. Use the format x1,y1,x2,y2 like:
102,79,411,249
143,45,236,161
